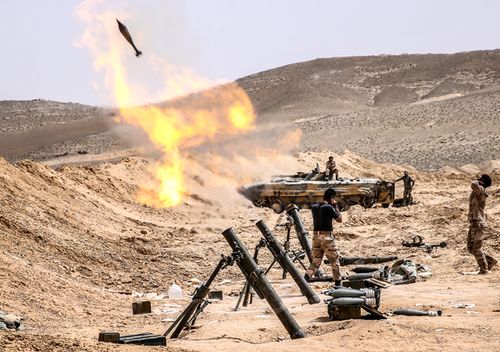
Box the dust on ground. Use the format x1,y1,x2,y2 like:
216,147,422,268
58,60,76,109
1,150,499,351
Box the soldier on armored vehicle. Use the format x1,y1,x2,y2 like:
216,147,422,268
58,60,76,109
238,167,395,213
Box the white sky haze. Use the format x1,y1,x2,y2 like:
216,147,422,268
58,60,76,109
1,0,499,105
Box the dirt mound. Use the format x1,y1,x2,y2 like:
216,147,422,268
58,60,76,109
1,151,499,351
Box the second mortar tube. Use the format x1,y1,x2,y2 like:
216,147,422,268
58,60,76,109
222,227,306,339
286,204,313,264
255,220,320,304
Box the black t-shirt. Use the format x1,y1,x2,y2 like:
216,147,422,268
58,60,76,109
311,202,340,231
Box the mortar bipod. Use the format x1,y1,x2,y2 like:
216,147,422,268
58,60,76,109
233,222,309,311
164,254,236,339
256,220,320,304
280,215,308,278
222,227,306,339
234,238,266,311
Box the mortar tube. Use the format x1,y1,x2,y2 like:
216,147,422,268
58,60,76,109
222,227,306,339
255,220,320,305
339,256,398,266
285,204,313,264
352,266,379,273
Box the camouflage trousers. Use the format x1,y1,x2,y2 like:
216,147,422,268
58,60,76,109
327,169,339,181
467,221,496,271
306,231,341,280
403,187,412,201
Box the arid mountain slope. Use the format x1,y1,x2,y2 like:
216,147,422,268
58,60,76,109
238,50,500,120
298,86,500,169
1,50,500,167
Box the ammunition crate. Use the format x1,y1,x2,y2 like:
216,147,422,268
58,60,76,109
328,304,362,320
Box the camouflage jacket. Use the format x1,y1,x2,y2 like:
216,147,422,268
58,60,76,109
468,181,488,223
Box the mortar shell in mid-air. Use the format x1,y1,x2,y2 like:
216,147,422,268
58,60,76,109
116,19,142,57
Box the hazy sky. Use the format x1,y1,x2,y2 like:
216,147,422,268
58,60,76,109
1,0,499,105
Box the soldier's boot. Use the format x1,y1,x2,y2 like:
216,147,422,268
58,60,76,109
334,280,342,287
486,256,498,271
304,268,315,282
477,256,490,274
314,268,326,278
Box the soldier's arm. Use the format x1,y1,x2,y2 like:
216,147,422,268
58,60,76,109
335,211,343,223
410,178,415,187
471,181,484,195
395,176,403,182
330,203,342,223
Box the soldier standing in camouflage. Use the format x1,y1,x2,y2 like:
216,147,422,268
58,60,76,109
395,171,415,204
467,174,497,274
304,189,343,286
326,156,339,181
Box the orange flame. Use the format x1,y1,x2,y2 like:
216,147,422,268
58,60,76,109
76,0,255,207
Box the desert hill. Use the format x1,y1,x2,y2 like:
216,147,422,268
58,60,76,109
1,50,500,169
238,50,500,119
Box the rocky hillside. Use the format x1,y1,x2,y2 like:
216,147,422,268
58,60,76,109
1,50,499,169
238,50,500,120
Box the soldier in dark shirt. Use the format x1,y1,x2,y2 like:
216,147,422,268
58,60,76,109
304,188,343,285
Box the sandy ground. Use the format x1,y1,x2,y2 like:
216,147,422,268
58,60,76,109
0,150,499,351
1,50,500,351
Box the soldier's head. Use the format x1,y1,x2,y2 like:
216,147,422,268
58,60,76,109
478,174,492,188
329,156,334,161
404,171,409,176
323,188,336,201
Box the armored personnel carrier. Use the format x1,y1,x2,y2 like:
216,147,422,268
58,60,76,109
238,167,394,213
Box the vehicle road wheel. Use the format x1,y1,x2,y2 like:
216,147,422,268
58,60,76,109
270,198,284,213
252,198,266,207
